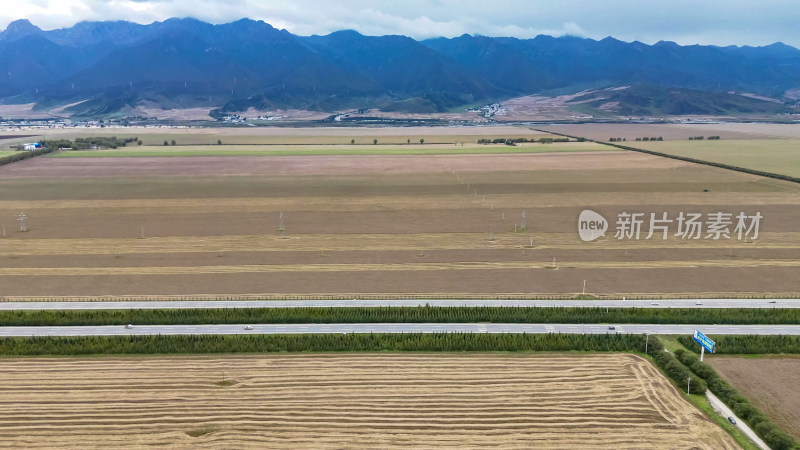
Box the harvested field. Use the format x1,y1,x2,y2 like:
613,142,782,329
0,150,661,178
0,133,798,299
538,124,764,141
18,125,557,146
47,142,604,158
629,139,800,178
663,123,800,140
0,135,33,141
0,354,738,449
708,356,800,440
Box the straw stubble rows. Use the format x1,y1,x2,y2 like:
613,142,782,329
0,354,738,449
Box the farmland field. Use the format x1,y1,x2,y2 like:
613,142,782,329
0,126,799,299
629,139,800,178
47,141,607,158
0,353,738,449
538,123,770,141
708,356,800,440
3,125,558,147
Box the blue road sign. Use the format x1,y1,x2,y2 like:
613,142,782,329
693,330,715,353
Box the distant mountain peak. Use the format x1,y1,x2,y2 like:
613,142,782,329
1,19,42,40
0,17,797,119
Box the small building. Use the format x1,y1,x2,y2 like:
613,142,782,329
23,143,42,151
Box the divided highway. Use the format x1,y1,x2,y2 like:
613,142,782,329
3,323,800,337
1,298,797,310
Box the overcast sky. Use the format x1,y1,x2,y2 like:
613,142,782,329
2,0,799,47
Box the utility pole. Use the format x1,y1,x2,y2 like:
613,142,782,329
17,213,27,232
582,280,586,295
279,212,285,238
687,377,691,395
645,333,650,353
521,210,526,230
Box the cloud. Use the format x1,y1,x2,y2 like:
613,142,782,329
0,0,797,47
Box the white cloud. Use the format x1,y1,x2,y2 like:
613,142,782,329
0,0,797,47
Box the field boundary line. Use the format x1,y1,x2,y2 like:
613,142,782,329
534,128,800,184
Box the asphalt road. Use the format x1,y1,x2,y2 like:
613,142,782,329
706,391,769,450
3,323,800,337
0,298,797,310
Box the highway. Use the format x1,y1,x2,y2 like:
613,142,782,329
3,323,800,337
1,298,797,310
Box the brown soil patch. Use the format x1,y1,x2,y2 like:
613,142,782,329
0,146,798,299
0,151,680,178
708,356,800,440
0,354,738,449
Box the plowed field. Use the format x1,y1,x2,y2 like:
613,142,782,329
709,356,800,440
0,354,738,449
1,132,798,299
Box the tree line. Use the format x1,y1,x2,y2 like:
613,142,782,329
0,333,645,356
477,137,571,145
645,337,707,394
678,335,800,354
5,306,800,327
0,146,56,166
689,136,721,140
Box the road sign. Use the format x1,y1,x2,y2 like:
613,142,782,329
693,330,715,353
693,330,715,361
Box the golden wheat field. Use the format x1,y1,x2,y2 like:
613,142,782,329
0,354,737,449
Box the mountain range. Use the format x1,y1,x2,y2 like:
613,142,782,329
1,18,799,119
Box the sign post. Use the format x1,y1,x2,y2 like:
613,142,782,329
692,330,716,361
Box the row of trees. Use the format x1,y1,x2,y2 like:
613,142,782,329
347,139,425,145
10,137,143,152
0,333,645,356
477,137,570,144
678,335,800,354
0,146,56,166
645,337,707,394
7,306,800,327
610,137,665,142
689,136,721,140
675,347,797,449
74,136,140,149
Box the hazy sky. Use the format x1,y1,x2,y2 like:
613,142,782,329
2,0,799,47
